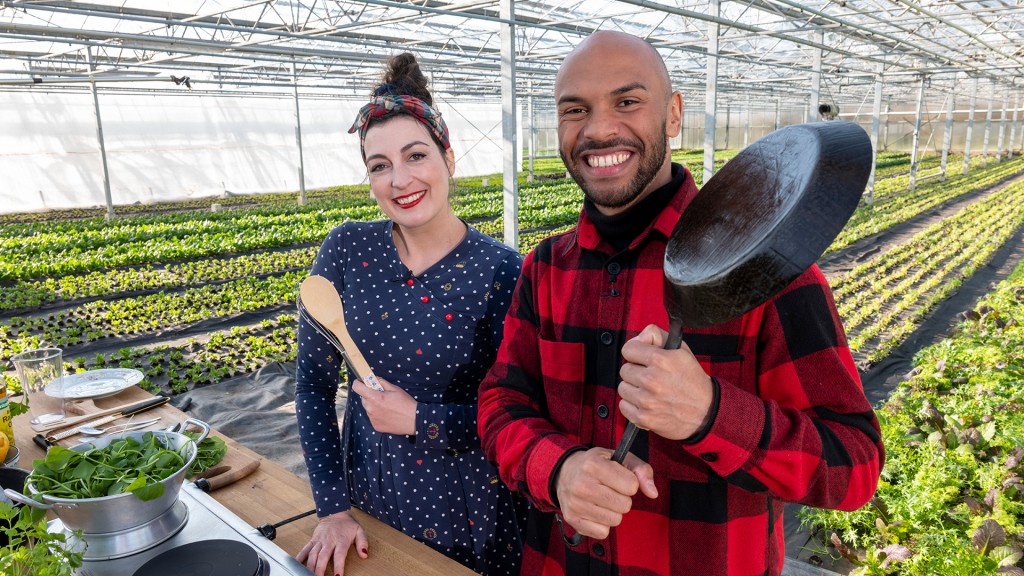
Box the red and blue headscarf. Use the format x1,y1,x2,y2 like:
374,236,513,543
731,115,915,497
348,94,450,158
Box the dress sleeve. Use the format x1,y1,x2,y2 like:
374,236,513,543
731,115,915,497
477,246,582,512
295,226,351,517
681,265,885,511
414,250,524,453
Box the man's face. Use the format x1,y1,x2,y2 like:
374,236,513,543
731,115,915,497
554,37,681,215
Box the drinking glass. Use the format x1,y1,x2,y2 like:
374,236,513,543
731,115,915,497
11,347,66,425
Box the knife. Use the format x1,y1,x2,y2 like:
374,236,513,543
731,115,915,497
46,396,170,443
193,459,261,492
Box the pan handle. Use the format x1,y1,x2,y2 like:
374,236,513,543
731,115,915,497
612,321,684,465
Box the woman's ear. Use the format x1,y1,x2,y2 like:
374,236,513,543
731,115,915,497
446,148,456,177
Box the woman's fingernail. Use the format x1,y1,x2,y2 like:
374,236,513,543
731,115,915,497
361,547,368,555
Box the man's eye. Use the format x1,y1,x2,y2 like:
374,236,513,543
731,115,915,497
619,98,639,107
561,107,585,117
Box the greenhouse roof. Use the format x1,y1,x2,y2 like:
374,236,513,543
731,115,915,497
1,0,1023,110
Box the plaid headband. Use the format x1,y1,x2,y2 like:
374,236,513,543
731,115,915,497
348,94,450,155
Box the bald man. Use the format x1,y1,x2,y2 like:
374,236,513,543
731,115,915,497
478,31,884,576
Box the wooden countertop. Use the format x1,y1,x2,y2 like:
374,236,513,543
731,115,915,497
9,387,476,576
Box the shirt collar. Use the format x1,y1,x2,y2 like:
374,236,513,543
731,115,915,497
576,163,698,252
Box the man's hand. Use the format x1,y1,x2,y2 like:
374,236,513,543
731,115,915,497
555,448,658,539
618,324,714,440
350,376,417,435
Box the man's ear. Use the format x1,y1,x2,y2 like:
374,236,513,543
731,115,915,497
666,91,683,138
446,147,456,176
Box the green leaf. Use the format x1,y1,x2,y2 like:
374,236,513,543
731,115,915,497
129,479,166,502
991,545,1023,567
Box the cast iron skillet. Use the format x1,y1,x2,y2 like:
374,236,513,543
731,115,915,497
610,120,872,465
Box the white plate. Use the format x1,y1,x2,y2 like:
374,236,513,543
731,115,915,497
44,368,144,400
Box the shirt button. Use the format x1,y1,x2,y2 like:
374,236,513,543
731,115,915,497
406,279,414,286
421,296,430,303
600,332,613,346
700,452,719,462
607,262,621,274
593,543,605,557
445,313,453,321
597,405,609,418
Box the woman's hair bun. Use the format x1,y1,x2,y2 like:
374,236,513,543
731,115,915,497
374,52,433,106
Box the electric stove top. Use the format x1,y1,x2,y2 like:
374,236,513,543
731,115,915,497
49,482,313,576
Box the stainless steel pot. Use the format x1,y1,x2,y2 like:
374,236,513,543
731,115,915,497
4,418,209,534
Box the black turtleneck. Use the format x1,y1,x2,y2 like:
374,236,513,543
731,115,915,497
583,163,686,252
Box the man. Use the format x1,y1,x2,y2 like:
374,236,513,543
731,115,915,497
477,30,884,576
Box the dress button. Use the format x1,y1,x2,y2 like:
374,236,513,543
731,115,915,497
421,296,430,303
607,262,621,274
600,332,613,346
700,452,719,462
593,543,605,557
597,405,609,418
445,313,453,321
406,279,414,286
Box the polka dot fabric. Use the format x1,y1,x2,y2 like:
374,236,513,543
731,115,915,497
296,220,525,575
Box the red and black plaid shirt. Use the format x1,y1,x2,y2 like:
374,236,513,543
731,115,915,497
478,166,884,576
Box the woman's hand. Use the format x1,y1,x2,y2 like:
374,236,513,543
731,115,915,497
350,376,418,435
296,511,368,576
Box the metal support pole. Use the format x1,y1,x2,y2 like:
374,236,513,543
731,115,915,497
808,29,823,124
1010,92,1020,158
724,106,731,150
743,97,751,148
996,90,1009,162
86,47,114,219
982,88,993,167
940,88,954,181
527,83,535,180
703,0,720,181
866,65,883,202
774,99,781,131
500,0,519,250
964,77,978,175
882,102,891,151
292,61,306,206
908,75,926,190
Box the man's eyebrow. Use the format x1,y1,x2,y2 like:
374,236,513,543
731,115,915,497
611,82,648,95
557,82,649,106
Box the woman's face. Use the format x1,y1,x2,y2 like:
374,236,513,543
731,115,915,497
363,115,456,230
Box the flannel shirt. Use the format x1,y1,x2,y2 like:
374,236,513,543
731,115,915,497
478,165,884,576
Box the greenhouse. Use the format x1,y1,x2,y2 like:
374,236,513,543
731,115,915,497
1,1,1024,575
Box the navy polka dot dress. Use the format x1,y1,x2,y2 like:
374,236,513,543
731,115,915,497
296,220,524,575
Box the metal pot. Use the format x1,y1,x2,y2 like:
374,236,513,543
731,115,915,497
4,418,209,534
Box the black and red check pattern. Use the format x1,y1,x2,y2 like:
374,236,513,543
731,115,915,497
478,166,884,576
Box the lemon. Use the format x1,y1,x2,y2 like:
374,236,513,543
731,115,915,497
0,432,8,463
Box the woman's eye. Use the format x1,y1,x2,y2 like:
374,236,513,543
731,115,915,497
369,163,388,173
409,152,426,161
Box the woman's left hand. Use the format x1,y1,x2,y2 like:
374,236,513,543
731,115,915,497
350,376,417,435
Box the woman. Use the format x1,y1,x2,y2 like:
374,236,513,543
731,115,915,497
294,53,524,576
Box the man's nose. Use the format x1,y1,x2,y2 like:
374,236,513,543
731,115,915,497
581,106,620,143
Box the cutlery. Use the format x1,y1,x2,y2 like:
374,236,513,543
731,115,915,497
46,396,170,443
77,417,162,436
298,275,384,391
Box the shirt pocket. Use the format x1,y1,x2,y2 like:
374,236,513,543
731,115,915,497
538,338,586,442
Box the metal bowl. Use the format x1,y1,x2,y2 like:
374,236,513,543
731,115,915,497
6,419,209,535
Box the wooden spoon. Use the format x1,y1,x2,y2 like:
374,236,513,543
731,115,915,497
299,275,385,391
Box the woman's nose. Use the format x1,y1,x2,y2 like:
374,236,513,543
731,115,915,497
391,161,413,189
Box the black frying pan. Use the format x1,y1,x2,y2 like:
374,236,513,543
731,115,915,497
611,120,872,464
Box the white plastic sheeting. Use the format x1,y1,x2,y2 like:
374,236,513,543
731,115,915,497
0,91,505,214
